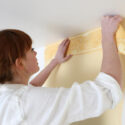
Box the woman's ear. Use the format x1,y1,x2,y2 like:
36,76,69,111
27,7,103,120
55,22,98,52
15,58,24,70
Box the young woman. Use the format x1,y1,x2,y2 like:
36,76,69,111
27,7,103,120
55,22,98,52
0,15,123,125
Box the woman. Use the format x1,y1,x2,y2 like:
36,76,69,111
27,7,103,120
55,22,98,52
0,29,72,86
0,15,123,125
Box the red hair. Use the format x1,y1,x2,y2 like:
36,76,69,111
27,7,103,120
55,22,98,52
0,29,32,84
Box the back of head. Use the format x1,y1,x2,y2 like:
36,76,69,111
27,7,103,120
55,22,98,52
0,29,32,84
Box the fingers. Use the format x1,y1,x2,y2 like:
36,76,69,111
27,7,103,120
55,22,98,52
57,38,70,57
102,15,123,22
64,39,70,48
60,38,70,46
60,38,70,49
112,15,123,22
63,38,70,48
103,14,121,18
114,16,123,22
63,38,70,56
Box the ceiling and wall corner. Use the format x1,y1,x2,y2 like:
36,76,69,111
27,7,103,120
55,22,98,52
0,0,125,48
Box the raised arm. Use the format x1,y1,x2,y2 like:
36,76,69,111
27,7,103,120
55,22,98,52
30,38,72,86
101,15,123,88
24,16,123,125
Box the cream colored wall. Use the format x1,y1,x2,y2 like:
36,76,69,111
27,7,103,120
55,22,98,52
43,25,125,125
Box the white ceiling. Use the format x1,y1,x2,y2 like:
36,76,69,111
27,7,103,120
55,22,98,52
0,0,125,48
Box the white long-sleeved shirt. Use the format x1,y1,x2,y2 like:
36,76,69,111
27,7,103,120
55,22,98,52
0,72,123,125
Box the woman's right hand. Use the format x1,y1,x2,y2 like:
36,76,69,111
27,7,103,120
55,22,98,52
101,15,123,36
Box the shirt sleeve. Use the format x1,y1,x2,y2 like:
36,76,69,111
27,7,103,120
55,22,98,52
22,72,123,125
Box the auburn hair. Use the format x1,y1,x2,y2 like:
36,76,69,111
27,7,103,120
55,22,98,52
0,29,32,84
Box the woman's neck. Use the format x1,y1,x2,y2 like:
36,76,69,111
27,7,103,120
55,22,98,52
8,72,30,85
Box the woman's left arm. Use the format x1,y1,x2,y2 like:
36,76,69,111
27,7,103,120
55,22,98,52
30,38,72,86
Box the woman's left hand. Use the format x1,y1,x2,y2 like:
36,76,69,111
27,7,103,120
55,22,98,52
54,38,72,64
